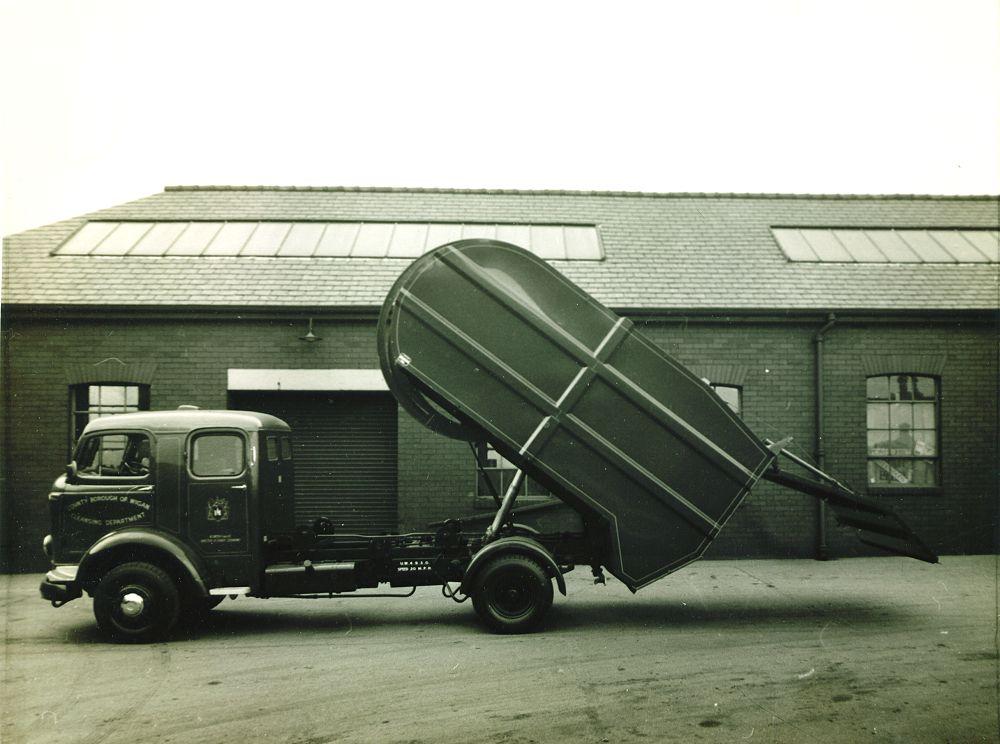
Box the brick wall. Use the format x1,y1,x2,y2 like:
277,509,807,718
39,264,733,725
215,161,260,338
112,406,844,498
1,313,380,571
396,409,473,531
2,312,995,572
821,322,998,557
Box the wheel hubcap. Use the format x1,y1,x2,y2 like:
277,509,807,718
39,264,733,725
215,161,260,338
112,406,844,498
493,579,532,616
120,592,146,618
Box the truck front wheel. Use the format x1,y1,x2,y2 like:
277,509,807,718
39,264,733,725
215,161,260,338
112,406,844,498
472,554,553,634
93,562,181,643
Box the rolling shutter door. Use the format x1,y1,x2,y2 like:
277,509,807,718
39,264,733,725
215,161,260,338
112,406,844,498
229,392,398,533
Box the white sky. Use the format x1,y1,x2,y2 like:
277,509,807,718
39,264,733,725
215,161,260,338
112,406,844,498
1,0,998,235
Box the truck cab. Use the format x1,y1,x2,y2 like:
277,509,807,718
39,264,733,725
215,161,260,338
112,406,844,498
42,408,296,639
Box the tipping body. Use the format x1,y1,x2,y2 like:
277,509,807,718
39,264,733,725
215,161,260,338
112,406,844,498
378,239,776,590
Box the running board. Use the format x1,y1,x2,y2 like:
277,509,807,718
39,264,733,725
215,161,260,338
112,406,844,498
763,467,938,563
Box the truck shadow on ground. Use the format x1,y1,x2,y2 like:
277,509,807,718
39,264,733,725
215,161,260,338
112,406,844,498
545,596,912,632
61,593,920,644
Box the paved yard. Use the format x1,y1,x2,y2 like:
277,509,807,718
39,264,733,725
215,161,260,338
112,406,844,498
2,555,997,743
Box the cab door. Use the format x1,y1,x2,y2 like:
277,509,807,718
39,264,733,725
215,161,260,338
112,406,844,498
59,430,155,562
186,429,251,565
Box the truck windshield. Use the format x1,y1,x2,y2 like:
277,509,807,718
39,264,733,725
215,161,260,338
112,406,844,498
77,433,150,477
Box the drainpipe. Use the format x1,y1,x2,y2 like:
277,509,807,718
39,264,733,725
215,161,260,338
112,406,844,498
814,313,837,560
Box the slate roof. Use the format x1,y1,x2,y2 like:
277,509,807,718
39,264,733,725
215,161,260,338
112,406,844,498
3,186,998,311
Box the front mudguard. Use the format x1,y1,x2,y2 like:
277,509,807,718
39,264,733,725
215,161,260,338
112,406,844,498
76,528,211,598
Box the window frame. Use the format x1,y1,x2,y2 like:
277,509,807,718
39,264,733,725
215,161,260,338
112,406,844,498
69,382,150,451
265,434,280,462
709,382,743,417
73,430,154,483
187,429,249,480
865,373,942,495
473,441,554,508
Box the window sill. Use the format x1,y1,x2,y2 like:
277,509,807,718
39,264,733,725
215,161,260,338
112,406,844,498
867,486,942,497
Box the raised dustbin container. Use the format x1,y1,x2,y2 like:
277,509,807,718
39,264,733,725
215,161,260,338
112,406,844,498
378,239,777,591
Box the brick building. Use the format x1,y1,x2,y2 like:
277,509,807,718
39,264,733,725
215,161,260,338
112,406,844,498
2,186,997,572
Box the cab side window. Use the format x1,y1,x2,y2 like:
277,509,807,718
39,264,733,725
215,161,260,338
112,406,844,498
191,433,245,477
265,435,279,462
77,433,151,477
264,433,292,462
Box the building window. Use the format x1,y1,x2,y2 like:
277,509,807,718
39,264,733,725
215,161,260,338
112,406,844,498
866,374,940,488
476,442,551,502
71,384,149,441
710,383,742,416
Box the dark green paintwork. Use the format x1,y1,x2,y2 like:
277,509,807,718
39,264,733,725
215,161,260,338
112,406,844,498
50,409,293,590
378,239,776,591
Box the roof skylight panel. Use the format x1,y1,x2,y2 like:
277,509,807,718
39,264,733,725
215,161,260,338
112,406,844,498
773,228,997,263
131,222,187,255
57,222,119,255
862,230,921,262
387,223,429,258
771,229,819,261
351,223,394,257
529,225,567,259
801,230,852,261
461,224,497,240
53,221,605,260
314,223,360,256
167,222,223,255
95,223,154,255
960,230,999,262
832,230,887,262
204,223,257,256
241,223,291,256
496,225,532,249
564,225,604,260
278,223,326,256
425,224,464,250
898,231,953,262
928,231,990,262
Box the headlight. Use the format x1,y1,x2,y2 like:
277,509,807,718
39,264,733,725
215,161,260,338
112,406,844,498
42,534,53,559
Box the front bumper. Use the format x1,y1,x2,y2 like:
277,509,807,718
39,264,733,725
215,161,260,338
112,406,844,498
40,565,82,606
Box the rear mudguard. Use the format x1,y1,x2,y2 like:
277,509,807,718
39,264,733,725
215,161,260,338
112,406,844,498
460,536,567,596
77,528,211,597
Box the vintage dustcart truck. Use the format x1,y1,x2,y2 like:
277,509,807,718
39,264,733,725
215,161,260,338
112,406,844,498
40,239,936,642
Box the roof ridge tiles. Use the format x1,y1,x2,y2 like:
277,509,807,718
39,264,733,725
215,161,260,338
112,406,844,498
162,185,1000,201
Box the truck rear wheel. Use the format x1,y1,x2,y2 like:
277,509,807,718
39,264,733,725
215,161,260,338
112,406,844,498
93,562,181,643
472,554,553,634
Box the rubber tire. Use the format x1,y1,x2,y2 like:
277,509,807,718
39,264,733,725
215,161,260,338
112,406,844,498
472,554,554,634
93,562,181,643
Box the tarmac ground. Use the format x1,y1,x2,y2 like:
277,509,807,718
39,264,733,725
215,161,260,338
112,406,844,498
2,555,998,743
